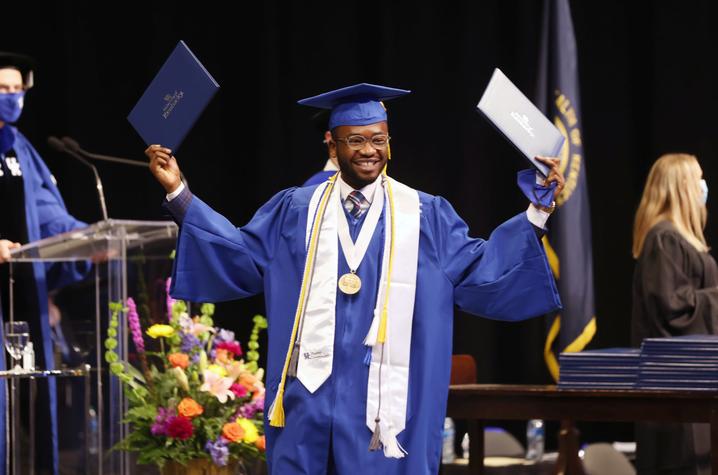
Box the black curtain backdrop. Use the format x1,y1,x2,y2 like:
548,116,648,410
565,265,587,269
4,0,717,446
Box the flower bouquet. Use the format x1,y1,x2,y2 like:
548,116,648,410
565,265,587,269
104,295,268,473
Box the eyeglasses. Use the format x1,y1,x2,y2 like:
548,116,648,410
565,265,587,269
333,134,391,151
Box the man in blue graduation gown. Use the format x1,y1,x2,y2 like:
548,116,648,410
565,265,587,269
145,83,563,474
0,53,89,475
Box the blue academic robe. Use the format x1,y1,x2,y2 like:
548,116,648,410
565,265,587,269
302,170,336,187
168,183,561,474
0,127,89,475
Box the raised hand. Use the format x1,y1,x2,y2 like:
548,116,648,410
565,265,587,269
535,156,565,200
145,144,182,193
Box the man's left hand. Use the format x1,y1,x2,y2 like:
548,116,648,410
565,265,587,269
536,156,565,201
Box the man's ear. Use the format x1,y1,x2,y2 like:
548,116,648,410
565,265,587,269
325,130,337,159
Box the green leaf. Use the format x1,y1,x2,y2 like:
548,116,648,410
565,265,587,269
126,405,157,421
124,362,146,383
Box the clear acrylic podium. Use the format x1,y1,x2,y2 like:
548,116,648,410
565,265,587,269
9,219,177,475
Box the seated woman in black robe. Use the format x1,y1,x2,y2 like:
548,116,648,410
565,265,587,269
632,153,718,475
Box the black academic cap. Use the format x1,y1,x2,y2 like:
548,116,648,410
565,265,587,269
0,52,36,88
311,109,330,134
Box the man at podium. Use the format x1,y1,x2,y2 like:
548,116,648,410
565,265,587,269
0,52,89,475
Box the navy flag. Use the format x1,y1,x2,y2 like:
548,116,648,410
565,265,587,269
535,0,596,381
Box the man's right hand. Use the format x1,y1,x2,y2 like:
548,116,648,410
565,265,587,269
145,144,182,194
0,239,21,264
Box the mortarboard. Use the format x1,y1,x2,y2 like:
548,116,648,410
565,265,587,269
0,52,36,89
298,83,410,130
310,109,330,134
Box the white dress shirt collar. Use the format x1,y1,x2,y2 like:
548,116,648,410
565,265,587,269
337,173,380,204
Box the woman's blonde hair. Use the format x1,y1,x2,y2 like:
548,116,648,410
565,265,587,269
632,153,707,258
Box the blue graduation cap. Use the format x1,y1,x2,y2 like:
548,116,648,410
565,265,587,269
298,83,410,130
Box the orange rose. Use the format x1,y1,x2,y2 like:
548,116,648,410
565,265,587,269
177,397,204,418
238,372,258,391
255,435,266,451
221,422,245,443
168,353,190,369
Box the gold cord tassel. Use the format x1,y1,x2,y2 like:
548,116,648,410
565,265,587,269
368,417,382,451
287,344,300,378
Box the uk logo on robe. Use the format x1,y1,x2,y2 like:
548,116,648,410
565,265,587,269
535,0,596,381
5,156,22,176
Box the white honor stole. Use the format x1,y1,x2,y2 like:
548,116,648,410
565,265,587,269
297,175,420,458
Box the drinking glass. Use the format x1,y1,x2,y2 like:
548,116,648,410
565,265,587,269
4,321,29,372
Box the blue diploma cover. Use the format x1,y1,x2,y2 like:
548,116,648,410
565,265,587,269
128,40,220,152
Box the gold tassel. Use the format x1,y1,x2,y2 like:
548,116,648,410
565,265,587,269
269,389,286,427
368,417,382,451
377,309,388,344
287,344,300,378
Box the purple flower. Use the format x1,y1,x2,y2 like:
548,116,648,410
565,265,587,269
205,437,229,467
126,298,145,354
151,407,172,436
166,278,174,322
180,332,201,353
236,398,264,419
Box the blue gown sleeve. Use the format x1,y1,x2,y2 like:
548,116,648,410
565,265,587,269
428,196,561,321
169,188,297,302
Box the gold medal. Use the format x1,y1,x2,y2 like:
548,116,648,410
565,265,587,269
338,272,362,295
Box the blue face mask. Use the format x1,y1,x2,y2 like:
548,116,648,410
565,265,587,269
700,179,708,204
0,92,25,123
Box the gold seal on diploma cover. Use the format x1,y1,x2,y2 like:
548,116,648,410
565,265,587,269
338,272,361,294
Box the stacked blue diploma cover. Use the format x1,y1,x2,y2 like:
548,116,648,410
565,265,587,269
636,335,718,391
128,40,220,152
558,348,640,389
559,336,718,391
476,68,565,177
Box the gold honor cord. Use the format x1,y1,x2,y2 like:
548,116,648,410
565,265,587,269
269,173,338,427
377,174,396,343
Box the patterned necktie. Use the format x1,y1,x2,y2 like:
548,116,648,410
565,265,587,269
344,190,370,219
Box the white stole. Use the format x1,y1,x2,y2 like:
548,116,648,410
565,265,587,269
298,175,420,458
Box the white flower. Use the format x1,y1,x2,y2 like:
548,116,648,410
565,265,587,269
200,370,235,403
178,313,192,329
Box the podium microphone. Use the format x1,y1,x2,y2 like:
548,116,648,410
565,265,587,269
59,136,188,188
47,136,109,221
60,136,148,168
